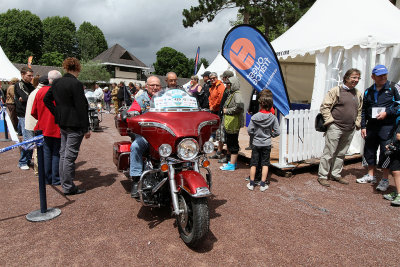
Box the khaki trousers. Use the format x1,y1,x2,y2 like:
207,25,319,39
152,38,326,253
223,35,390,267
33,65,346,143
318,123,355,179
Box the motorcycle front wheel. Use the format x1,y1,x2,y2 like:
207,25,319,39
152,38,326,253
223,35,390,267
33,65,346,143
93,118,100,131
176,194,209,248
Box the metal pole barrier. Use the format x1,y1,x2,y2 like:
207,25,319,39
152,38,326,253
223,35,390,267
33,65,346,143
26,130,61,222
0,107,10,141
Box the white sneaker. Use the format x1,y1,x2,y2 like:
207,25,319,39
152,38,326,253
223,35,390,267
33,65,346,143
247,183,254,191
376,179,389,192
356,174,377,184
260,184,269,192
19,165,29,170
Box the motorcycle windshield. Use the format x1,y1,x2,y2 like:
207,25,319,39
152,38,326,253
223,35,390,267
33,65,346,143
149,89,199,112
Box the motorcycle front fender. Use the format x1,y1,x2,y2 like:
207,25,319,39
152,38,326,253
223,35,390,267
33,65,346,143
175,170,211,198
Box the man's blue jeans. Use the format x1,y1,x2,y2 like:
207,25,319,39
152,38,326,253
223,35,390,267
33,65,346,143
18,117,33,167
130,135,149,177
43,136,61,185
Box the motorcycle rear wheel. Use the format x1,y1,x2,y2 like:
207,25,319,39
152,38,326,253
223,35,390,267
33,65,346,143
177,194,209,248
93,118,100,131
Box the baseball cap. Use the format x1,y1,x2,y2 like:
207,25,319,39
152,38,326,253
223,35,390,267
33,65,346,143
201,71,211,77
39,75,49,85
372,65,388,76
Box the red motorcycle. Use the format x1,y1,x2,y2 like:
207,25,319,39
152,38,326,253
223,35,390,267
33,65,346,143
113,89,219,247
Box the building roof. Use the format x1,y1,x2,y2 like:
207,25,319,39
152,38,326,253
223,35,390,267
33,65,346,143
13,63,62,78
92,43,149,70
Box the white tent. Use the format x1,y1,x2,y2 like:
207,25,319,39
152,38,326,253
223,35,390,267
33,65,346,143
0,45,20,81
271,0,400,154
272,0,400,108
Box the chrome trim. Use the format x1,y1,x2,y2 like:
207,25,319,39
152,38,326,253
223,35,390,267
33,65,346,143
198,120,218,135
151,177,168,195
138,121,176,137
168,165,182,215
138,169,161,207
149,108,199,112
192,187,212,198
202,166,212,191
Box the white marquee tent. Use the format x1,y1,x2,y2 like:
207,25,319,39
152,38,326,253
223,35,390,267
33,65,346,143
271,0,400,154
0,45,20,81
271,0,400,108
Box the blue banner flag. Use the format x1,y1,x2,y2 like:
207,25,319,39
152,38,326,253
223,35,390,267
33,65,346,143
194,47,200,75
222,25,290,115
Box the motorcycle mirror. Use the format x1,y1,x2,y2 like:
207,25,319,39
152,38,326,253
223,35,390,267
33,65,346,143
121,110,128,122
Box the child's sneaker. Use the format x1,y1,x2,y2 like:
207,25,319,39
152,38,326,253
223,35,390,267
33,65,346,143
247,183,254,191
376,179,389,192
260,184,269,192
356,174,377,184
383,191,397,201
390,194,400,206
220,162,235,171
219,162,236,171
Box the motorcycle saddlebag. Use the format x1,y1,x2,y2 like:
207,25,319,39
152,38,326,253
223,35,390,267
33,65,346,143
113,141,131,172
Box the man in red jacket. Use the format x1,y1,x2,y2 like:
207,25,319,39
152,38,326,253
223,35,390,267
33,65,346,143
31,70,62,185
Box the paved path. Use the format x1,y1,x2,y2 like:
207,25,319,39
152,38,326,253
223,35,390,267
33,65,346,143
1,112,399,266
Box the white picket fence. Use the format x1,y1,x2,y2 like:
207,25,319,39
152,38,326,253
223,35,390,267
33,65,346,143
276,109,325,167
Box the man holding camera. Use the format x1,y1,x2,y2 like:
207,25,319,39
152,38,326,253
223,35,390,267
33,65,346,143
357,65,400,192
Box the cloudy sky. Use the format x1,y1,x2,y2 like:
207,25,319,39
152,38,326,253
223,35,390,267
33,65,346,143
1,0,239,66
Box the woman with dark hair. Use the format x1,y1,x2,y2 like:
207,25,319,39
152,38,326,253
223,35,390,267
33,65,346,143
44,57,90,195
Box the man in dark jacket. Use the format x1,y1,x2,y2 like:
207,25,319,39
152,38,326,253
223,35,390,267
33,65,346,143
14,67,35,170
44,57,90,195
193,71,210,109
357,65,400,192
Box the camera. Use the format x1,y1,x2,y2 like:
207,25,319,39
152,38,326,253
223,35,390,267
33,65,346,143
385,143,397,156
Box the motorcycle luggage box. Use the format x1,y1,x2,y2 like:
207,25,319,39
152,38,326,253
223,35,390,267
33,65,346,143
113,141,131,172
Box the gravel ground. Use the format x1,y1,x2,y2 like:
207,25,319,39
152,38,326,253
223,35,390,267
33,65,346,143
1,112,400,266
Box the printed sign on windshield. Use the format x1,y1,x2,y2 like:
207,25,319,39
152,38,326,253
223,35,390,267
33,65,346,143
153,89,198,109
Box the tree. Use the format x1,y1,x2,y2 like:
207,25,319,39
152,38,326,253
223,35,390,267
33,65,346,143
188,57,209,76
77,22,108,61
182,0,316,40
42,16,79,60
78,60,111,83
0,9,43,63
40,51,64,66
153,47,191,78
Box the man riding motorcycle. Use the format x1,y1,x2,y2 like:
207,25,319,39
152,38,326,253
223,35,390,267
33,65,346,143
129,75,162,197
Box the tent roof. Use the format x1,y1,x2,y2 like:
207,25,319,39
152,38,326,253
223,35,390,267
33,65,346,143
0,46,20,81
272,0,400,60
198,52,234,78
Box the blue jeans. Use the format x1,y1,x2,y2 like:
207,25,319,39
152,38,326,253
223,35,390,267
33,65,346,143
43,136,61,185
130,135,149,177
18,117,33,167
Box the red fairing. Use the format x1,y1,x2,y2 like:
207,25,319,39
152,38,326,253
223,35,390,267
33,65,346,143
127,111,219,157
175,170,209,194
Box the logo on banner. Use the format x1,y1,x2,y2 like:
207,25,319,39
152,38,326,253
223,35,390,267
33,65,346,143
229,38,255,70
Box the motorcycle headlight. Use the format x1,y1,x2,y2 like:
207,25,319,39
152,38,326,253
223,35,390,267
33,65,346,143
97,103,102,109
159,144,172,158
203,141,214,154
177,138,199,161
89,103,96,108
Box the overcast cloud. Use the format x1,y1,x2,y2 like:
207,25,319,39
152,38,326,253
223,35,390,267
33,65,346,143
0,0,239,66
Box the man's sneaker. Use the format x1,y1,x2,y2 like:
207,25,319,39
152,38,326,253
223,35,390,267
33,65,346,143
247,183,254,191
376,179,389,192
260,184,269,192
390,195,400,206
209,152,222,159
220,163,235,171
19,165,29,170
383,191,398,201
317,178,330,187
356,174,377,184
